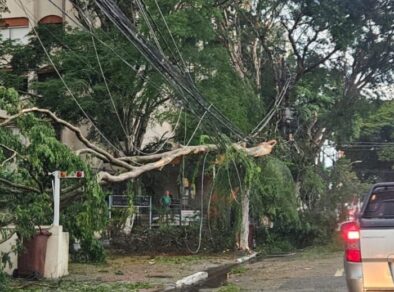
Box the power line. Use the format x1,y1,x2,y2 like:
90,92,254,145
46,0,200,155
90,28,129,138
150,0,195,85
95,0,246,140
17,0,122,153
49,0,236,142
249,76,294,137
139,0,200,98
134,106,184,155
135,0,164,55
17,1,134,151
138,0,183,68
185,104,213,145
25,0,173,136
47,0,168,93
19,1,176,154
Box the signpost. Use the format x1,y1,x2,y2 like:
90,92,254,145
40,170,85,279
49,171,85,226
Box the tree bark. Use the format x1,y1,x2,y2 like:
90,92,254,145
239,188,250,251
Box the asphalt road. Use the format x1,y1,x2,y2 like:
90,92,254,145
209,250,348,291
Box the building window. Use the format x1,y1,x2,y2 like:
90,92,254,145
0,27,29,44
0,17,29,44
38,15,63,25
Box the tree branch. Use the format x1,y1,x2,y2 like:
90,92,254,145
0,177,40,193
304,47,339,75
98,140,277,183
0,108,277,185
282,13,304,74
76,148,110,162
0,144,17,166
0,107,135,170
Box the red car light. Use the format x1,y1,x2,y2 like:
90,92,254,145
346,249,361,262
340,221,362,262
341,221,359,240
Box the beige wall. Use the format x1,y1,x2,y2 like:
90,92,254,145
0,225,69,278
0,229,17,275
3,0,76,25
142,120,173,148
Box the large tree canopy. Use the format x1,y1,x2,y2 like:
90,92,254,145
0,0,392,255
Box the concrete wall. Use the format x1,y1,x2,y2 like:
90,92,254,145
0,229,18,275
141,120,173,148
0,225,69,279
3,0,76,25
44,225,69,279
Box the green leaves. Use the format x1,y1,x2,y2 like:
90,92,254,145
0,89,107,260
0,87,19,114
362,101,394,141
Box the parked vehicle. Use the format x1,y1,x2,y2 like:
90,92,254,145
342,182,394,292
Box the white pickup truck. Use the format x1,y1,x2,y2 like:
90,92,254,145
342,183,394,291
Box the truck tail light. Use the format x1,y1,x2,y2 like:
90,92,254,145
346,249,361,262
340,221,361,262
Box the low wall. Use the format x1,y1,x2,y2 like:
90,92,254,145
0,225,69,279
0,228,18,275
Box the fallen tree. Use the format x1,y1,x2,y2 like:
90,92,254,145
0,100,277,252
0,107,277,184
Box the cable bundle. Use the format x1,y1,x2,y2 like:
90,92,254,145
95,0,246,141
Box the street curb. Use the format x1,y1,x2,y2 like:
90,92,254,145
171,252,258,289
236,251,257,263
175,271,209,288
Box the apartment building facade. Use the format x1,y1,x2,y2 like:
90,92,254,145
0,0,77,44
1,0,172,151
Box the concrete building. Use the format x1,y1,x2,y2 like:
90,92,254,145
1,0,172,150
1,0,76,44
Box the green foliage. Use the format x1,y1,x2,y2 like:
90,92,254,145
211,146,299,246
0,269,9,291
4,23,168,155
1,0,392,256
378,147,394,162
345,100,394,182
253,157,298,223
257,158,367,250
362,100,394,141
0,88,107,262
217,283,241,292
299,166,326,211
107,182,135,238
326,159,369,225
153,254,203,265
257,231,295,254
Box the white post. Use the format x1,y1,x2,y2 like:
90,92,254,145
53,171,61,226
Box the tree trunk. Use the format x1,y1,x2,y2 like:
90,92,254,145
239,188,250,251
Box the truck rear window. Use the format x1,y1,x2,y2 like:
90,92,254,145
363,188,394,218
